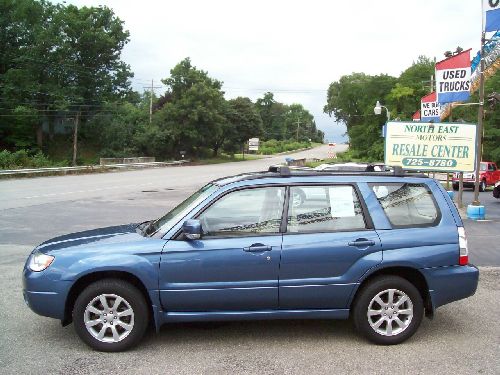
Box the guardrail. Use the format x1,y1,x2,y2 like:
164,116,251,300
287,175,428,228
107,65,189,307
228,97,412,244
99,157,156,165
0,160,189,177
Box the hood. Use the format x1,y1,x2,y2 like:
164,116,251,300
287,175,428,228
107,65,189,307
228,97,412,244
36,223,143,253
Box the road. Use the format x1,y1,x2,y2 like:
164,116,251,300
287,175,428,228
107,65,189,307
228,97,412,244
0,143,499,374
0,145,340,245
0,142,497,266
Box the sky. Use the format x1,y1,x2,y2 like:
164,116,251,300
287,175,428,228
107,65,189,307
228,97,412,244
64,0,483,142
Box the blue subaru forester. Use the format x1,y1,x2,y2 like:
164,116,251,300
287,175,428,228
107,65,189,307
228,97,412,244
23,166,479,351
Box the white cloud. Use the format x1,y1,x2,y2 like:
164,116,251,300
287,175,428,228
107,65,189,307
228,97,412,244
63,0,482,141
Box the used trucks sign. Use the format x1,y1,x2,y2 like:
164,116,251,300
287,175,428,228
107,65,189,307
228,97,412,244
384,121,477,172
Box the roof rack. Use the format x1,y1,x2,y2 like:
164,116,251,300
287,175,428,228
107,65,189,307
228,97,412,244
267,164,422,178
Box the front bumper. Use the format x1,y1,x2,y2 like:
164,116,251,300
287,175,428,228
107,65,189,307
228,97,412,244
22,267,72,320
422,265,479,310
452,179,477,187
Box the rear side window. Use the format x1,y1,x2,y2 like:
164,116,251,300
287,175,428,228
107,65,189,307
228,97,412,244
287,185,367,233
371,183,439,228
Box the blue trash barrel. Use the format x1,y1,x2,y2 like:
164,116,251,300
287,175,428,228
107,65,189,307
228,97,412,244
466,205,485,220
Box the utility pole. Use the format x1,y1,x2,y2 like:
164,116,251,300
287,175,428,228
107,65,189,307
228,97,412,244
296,118,301,141
144,79,162,124
150,79,153,124
72,111,80,167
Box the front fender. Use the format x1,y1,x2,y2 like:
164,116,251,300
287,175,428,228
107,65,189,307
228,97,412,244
61,253,160,291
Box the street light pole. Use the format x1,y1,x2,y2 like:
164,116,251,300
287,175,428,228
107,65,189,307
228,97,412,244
374,100,390,122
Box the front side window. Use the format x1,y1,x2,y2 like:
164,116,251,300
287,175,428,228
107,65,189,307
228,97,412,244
147,183,219,235
371,183,439,227
198,187,285,237
287,185,367,233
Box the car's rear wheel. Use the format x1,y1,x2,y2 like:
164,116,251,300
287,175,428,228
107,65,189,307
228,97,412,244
353,276,423,345
479,179,486,192
73,279,149,352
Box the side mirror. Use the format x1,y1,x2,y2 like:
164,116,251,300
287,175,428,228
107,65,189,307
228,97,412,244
182,219,202,240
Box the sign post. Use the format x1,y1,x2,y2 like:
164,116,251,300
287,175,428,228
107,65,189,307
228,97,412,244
384,121,477,173
248,138,259,152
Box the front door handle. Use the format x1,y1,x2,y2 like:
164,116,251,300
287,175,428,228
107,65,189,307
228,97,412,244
348,239,375,247
243,243,272,252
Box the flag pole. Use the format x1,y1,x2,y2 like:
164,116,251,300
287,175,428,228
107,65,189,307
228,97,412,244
472,2,486,206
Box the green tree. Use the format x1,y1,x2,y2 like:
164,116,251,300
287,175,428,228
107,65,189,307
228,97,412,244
324,73,396,160
0,0,63,149
393,55,435,118
224,97,263,154
158,58,227,157
256,92,287,140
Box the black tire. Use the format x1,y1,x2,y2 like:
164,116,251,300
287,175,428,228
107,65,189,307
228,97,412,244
479,179,486,192
73,278,149,352
493,185,500,199
352,276,423,345
452,183,459,191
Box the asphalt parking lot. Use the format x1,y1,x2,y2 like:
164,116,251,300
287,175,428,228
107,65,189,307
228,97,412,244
0,243,498,375
0,146,499,374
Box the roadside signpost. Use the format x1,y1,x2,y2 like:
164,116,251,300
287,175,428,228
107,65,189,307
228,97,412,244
384,121,477,172
248,138,259,152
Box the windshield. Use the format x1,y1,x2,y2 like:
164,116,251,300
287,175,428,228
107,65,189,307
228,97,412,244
145,183,219,236
480,163,487,171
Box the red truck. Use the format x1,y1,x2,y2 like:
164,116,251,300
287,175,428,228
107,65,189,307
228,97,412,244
452,161,500,192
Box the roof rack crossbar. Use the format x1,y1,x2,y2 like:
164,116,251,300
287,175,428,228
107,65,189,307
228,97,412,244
392,166,405,176
268,165,291,176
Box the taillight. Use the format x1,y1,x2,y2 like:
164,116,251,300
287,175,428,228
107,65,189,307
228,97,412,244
458,227,468,265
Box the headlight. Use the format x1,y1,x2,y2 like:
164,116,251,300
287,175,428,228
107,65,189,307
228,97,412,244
28,251,55,272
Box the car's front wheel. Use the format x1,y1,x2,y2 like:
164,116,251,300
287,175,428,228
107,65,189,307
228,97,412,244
479,179,487,192
73,279,149,352
353,276,423,345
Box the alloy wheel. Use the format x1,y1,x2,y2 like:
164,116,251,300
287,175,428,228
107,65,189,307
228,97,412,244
84,294,134,343
367,288,413,336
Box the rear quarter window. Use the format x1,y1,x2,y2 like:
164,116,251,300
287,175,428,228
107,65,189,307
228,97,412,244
370,183,440,228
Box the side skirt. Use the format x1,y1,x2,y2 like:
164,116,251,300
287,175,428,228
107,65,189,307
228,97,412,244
160,309,349,323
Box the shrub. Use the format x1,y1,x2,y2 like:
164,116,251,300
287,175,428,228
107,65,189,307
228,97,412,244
257,139,311,155
0,149,65,169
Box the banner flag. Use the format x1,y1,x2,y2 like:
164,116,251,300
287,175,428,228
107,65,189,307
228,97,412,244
484,0,500,32
421,92,441,123
435,49,471,103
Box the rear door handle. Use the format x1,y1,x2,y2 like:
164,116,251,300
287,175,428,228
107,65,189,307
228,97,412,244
348,239,375,247
243,244,272,252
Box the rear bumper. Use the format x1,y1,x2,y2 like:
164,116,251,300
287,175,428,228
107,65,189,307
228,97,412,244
422,265,479,310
